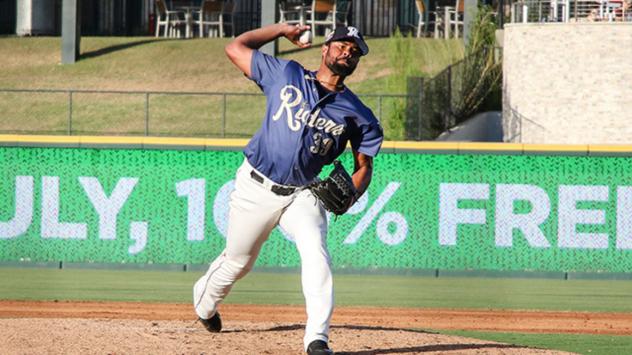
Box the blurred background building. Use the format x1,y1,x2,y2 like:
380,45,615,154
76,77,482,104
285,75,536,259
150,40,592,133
0,0,478,37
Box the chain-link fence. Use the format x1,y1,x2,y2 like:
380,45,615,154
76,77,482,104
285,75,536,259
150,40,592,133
0,89,409,139
405,46,502,140
0,43,502,142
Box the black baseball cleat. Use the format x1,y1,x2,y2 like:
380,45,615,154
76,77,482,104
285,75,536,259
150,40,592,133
198,312,222,333
306,340,334,355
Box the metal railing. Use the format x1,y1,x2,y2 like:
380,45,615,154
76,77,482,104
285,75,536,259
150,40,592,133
0,88,409,138
511,0,631,23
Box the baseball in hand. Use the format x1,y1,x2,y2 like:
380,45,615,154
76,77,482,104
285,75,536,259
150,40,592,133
299,30,312,45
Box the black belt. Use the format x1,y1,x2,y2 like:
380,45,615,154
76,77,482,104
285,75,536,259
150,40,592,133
250,170,299,196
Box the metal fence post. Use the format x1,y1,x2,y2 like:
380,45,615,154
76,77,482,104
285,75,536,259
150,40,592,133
68,90,73,135
221,93,227,138
406,77,424,141
446,66,452,131
144,92,149,136
417,78,424,140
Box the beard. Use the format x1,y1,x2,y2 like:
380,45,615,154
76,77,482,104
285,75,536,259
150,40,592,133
326,60,356,77
325,49,357,77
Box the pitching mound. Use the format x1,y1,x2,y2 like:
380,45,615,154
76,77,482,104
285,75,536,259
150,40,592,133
2,301,629,354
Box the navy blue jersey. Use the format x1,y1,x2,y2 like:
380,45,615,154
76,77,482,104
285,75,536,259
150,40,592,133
244,50,383,186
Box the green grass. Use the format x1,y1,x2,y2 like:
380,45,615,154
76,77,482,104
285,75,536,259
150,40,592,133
442,331,632,355
0,36,464,139
0,36,463,93
3,267,631,354
3,268,632,312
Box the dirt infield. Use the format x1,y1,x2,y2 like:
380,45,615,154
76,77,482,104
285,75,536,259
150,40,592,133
1,301,630,354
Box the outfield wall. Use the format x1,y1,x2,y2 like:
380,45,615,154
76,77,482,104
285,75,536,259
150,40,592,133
1,136,632,273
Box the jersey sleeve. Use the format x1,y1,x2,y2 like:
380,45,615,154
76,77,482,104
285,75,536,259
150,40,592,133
350,119,384,157
249,50,291,89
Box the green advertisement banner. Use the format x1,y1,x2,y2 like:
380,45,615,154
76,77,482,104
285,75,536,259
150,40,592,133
1,146,632,272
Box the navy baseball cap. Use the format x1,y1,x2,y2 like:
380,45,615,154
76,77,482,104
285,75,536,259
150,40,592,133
325,26,369,56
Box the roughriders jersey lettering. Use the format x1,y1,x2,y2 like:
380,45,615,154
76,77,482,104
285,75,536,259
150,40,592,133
244,50,383,186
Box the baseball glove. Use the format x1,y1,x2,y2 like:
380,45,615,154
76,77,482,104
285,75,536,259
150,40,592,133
309,160,358,216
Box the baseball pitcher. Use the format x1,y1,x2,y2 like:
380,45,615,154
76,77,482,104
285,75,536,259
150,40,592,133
193,23,384,355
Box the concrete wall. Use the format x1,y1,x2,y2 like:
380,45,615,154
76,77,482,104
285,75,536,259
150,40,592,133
502,23,632,144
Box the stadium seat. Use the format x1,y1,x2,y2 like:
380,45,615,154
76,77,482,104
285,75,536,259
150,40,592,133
278,0,347,37
193,0,234,38
155,0,186,38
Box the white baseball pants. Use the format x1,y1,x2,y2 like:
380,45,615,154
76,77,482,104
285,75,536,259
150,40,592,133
194,159,333,349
